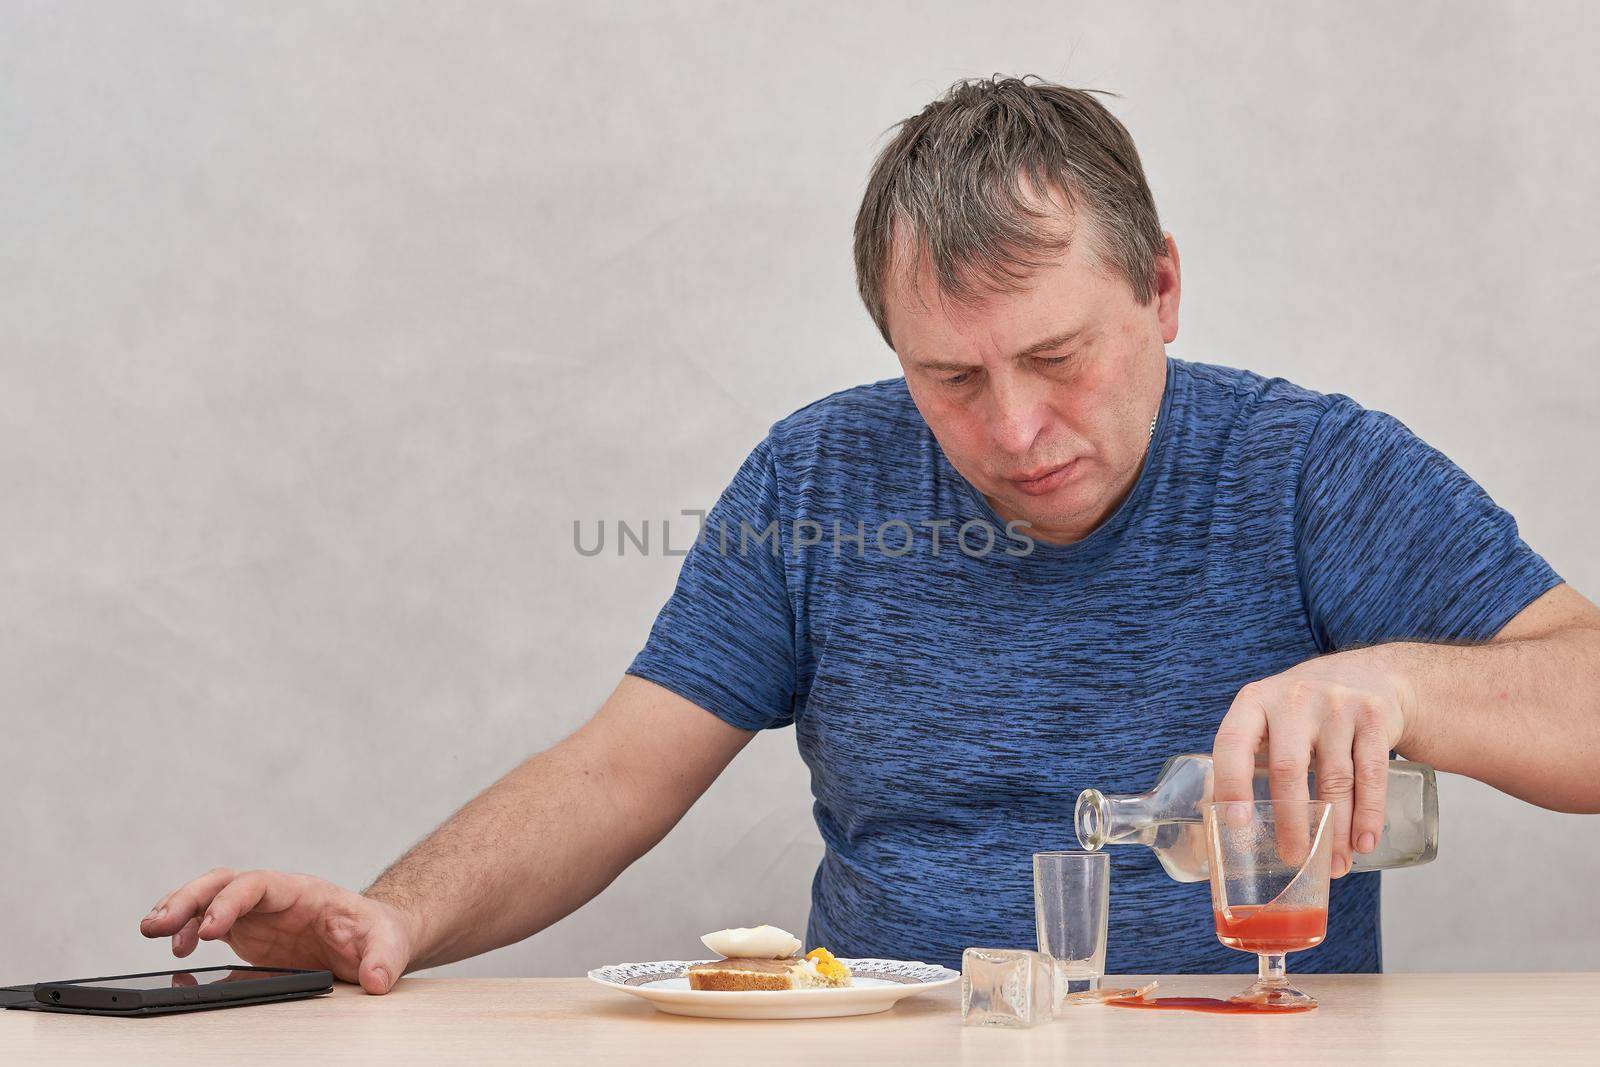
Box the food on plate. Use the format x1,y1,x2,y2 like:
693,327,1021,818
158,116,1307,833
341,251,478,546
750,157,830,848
700,925,803,959
687,948,853,991
686,925,853,990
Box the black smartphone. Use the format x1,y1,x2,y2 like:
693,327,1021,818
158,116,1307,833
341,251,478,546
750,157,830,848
32,966,332,1014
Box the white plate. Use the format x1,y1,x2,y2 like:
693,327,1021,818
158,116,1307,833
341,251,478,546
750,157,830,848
587,958,960,1019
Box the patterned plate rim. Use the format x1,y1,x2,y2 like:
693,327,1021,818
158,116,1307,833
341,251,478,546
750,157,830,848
587,957,959,989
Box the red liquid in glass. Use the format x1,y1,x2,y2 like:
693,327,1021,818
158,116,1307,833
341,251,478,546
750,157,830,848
1108,996,1315,1015
1212,904,1327,953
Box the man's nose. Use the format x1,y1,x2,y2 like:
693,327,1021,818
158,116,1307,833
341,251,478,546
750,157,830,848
987,374,1049,456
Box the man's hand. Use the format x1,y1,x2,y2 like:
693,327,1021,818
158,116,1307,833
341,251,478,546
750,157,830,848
138,869,419,994
1212,648,1411,878
135,678,749,991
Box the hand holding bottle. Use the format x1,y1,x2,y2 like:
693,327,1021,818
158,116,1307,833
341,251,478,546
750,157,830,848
1212,647,1411,878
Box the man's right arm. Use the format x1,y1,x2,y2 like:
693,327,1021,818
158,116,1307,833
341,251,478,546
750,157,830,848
140,675,753,991
368,674,755,969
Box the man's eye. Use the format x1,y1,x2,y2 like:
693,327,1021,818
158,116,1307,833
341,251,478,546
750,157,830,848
943,371,975,387
1038,355,1071,368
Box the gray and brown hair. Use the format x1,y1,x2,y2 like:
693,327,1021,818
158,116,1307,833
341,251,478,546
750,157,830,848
853,75,1166,348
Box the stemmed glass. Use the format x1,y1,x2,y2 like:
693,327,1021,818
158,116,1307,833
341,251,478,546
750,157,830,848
1206,799,1333,1009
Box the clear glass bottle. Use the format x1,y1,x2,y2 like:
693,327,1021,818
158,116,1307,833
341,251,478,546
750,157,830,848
1074,754,1438,882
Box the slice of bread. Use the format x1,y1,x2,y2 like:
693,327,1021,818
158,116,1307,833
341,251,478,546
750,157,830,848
686,957,811,991
686,950,852,991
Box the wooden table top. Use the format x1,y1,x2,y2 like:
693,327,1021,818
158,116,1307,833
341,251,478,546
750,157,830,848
3,973,1596,1064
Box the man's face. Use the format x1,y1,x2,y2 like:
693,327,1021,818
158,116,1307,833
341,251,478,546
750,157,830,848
886,219,1181,545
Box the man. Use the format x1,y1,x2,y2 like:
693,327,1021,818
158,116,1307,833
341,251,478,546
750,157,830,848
140,77,1600,991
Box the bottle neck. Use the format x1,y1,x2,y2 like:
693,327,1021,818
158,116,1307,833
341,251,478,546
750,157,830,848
1075,787,1166,849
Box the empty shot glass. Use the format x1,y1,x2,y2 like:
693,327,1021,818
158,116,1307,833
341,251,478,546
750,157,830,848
1033,850,1110,1010
960,947,1054,1028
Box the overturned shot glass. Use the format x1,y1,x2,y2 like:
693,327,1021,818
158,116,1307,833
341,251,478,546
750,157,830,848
960,947,1054,1028
1033,850,1110,1011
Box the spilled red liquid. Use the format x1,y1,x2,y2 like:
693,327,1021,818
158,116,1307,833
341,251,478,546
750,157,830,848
1108,996,1314,1015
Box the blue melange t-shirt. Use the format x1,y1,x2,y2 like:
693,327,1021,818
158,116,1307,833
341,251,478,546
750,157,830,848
626,358,1559,974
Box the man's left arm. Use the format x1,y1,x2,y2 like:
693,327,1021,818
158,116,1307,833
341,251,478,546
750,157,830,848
1387,582,1600,811
1215,584,1600,877
1213,399,1594,876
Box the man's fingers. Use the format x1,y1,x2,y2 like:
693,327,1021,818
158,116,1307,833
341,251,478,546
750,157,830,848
357,938,408,995
141,868,238,938
1264,691,1320,865
171,916,202,958
198,871,274,942
1314,720,1357,878
1263,687,1317,807
1213,687,1268,804
1351,702,1392,852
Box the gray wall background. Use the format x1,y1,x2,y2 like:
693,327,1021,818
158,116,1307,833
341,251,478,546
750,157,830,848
2,1,1596,981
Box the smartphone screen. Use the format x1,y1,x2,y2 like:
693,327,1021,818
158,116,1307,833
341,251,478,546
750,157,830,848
75,968,304,989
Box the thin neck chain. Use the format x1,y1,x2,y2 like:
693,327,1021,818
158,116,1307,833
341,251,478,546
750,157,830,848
1148,412,1158,441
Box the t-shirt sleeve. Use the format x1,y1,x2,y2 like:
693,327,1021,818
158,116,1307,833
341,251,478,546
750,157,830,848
1295,399,1561,652
625,436,798,731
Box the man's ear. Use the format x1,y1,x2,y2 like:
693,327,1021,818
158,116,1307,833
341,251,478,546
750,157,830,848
1154,232,1181,344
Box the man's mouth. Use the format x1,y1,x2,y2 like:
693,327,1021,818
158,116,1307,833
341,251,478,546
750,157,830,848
1009,459,1080,496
